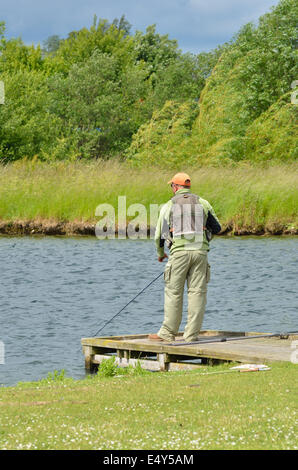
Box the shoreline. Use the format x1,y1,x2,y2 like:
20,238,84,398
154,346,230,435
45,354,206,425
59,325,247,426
1,162,297,239
0,219,297,237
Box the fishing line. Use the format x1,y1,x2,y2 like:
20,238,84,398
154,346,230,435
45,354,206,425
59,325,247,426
93,271,164,337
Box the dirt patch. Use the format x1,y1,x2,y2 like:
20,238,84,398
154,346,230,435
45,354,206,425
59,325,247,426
0,219,95,236
0,219,296,237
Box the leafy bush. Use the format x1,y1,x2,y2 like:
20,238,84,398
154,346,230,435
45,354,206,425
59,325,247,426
96,356,150,377
97,357,119,377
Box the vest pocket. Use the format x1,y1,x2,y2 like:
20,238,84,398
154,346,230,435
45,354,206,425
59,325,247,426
206,263,211,283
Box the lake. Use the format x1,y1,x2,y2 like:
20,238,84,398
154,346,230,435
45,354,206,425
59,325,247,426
0,236,297,386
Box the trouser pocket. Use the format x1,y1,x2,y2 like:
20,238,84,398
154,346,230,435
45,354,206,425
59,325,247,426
164,263,172,283
206,263,211,283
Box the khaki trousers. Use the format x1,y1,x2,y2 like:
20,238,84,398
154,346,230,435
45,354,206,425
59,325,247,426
158,251,210,342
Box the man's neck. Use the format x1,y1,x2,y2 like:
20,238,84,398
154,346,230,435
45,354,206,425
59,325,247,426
174,187,191,195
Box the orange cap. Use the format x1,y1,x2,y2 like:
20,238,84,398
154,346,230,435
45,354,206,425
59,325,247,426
167,172,191,187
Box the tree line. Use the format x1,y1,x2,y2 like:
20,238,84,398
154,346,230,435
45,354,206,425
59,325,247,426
0,15,222,162
0,0,297,164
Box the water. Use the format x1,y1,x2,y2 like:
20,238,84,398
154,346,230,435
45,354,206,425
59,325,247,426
0,236,297,386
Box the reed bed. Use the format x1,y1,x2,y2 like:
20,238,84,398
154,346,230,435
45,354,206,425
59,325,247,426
0,160,297,234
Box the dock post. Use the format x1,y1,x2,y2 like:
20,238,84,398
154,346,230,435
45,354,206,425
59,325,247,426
158,353,170,371
83,345,96,372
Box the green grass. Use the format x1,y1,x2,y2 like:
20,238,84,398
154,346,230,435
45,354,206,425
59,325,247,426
0,361,297,450
0,160,297,233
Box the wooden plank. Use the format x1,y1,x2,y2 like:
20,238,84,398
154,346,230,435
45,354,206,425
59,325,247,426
82,336,227,356
193,338,295,363
81,331,298,366
93,354,204,372
81,330,272,350
81,337,277,360
82,330,246,344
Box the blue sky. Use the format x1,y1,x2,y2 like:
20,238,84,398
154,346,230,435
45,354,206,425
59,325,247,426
1,0,280,53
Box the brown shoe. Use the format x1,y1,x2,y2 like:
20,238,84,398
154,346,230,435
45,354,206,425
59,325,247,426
148,334,165,341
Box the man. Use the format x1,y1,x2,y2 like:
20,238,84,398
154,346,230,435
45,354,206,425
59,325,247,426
148,172,221,343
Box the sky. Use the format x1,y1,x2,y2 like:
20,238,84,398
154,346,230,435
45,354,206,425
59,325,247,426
1,0,281,54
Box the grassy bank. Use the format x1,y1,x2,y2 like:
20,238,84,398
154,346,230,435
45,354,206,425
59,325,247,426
0,160,297,235
0,361,297,450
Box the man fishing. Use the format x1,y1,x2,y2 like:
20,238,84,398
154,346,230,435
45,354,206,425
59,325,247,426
148,173,221,343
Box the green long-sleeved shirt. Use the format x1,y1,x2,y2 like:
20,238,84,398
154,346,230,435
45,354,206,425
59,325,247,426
154,188,220,258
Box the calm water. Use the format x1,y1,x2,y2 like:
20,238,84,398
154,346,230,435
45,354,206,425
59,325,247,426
0,236,297,386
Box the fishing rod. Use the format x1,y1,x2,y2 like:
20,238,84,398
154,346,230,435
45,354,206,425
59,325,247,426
93,271,164,337
169,331,298,346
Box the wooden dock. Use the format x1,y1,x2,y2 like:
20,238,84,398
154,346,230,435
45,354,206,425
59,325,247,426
81,330,298,372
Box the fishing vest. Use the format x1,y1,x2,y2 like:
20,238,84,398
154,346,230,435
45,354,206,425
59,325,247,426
169,193,207,240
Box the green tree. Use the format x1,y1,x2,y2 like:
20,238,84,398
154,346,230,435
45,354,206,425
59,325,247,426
150,47,224,109
0,37,43,73
133,25,179,75
127,100,199,167
0,21,5,48
127,0,298,165
42,35,62,54
48,51,150,158
192,0,298,159
112,14,132,37
46,18,134,74
0,70,67,162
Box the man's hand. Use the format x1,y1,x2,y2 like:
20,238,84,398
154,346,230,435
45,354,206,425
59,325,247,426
158,253,168,262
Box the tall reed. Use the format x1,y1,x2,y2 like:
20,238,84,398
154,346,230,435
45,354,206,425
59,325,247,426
0,160,297,232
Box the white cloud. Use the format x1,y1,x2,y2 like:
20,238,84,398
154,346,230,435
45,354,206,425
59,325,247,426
189,0,276,13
